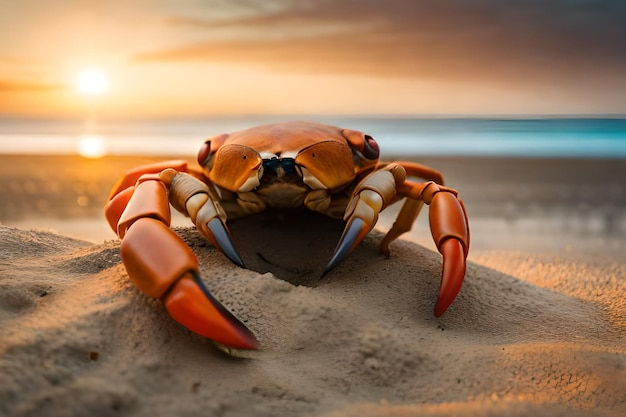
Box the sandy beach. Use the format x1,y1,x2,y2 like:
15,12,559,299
1,154,625,416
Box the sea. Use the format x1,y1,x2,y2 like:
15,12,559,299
0,116,625,158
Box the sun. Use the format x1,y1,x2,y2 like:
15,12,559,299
77,135,106,158
77,69,109,95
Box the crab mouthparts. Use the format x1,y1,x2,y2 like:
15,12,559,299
262,157,299,179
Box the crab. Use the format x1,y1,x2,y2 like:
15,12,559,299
104,122,470,350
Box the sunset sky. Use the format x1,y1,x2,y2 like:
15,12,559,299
2,0,625,118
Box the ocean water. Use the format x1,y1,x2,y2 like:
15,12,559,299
0,116,625,158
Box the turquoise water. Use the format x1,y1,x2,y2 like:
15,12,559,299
1,116,625,158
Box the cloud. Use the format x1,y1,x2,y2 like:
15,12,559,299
135,0,626,88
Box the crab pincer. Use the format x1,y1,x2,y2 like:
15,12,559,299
424,186,470,317
324,218,366,275
119,216,258,350
164,271,258,350
106,169,258,350
325,165,396,274
325,163,469,317
324,189,385,274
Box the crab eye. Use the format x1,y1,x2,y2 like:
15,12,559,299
362,135,379,160
197,140,212,166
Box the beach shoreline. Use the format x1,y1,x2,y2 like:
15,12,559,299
2,154,625,256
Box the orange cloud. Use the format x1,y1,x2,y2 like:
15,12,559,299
135,0,626,91
0,80,64,92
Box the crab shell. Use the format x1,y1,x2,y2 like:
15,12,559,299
196,122,381,194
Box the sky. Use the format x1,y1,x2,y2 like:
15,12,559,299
1,0,625,118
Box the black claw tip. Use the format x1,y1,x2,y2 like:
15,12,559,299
207,218,245,268
323,218,364,276
190,271,258,349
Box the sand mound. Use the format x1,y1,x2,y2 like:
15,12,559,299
0,224,624,417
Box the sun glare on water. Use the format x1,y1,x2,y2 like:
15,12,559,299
77,69,109,95
77,135,106,158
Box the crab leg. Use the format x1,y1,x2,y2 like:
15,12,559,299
107,160,189,200
379,198,424,256
327,163,469,317
377,161,446,255
104,165,257,349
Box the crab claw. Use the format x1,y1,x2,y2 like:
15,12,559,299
164,271,258,350
324,218,366,275
428,191,470,317
120,217,257,349
206,218,245,268
434,238,466,317
325,188,385,275
163,171,246,269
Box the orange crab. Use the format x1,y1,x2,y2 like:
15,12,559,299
104,122,470,350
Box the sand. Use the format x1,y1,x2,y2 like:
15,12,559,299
1,155,625,416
